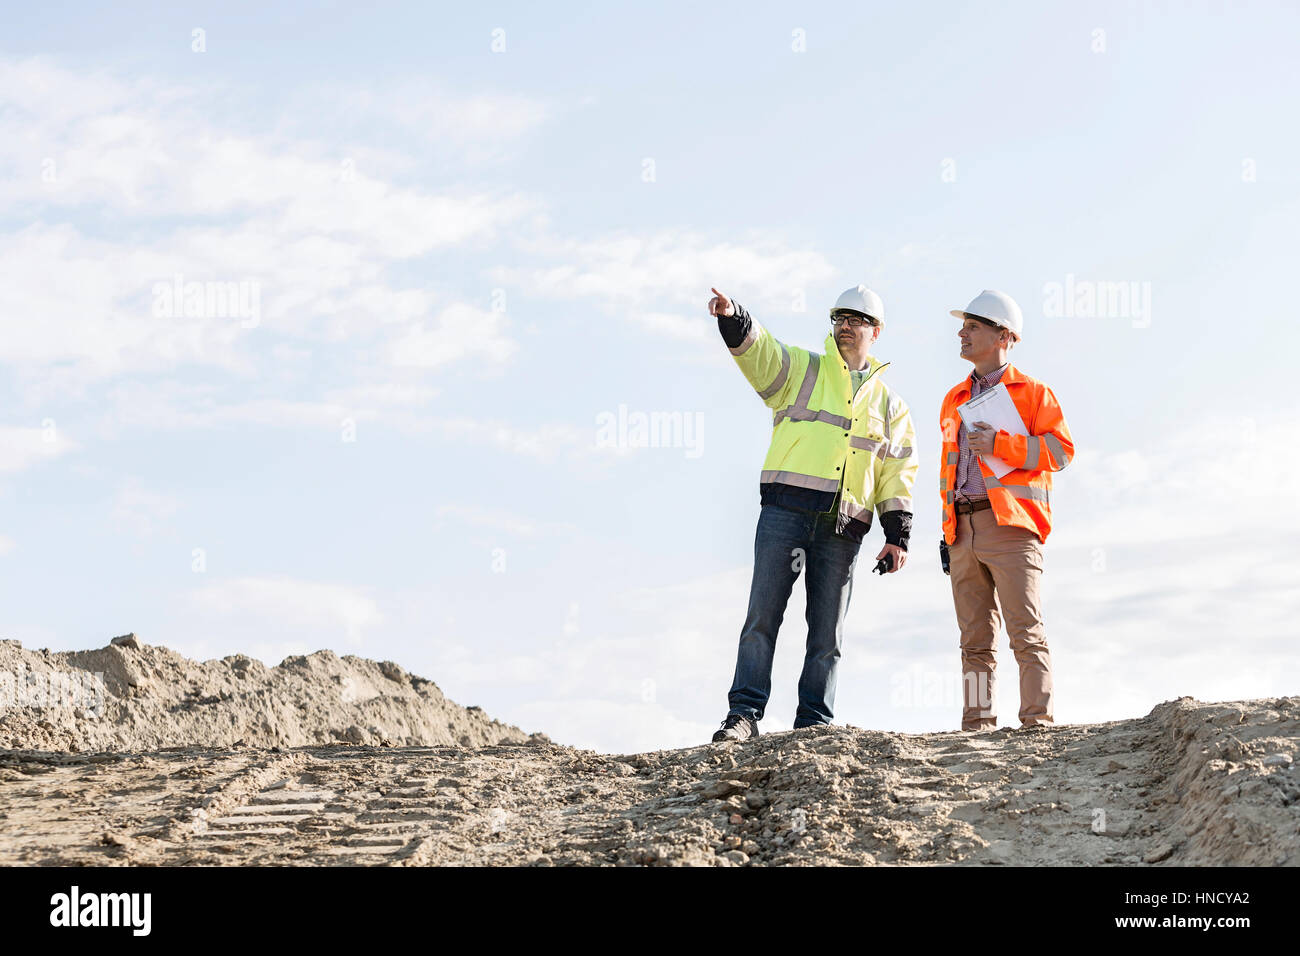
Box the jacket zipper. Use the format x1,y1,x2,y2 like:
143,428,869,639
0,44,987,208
835,360,891,520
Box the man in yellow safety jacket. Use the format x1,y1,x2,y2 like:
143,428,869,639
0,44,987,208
709,285,918,742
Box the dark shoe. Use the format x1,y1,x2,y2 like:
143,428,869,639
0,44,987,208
712,713,759,743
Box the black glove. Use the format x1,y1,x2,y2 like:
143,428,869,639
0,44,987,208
940,539,951,576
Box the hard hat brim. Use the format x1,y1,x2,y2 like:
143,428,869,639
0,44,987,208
952,309,1001,327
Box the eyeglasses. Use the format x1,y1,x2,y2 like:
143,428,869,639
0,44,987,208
831,313,876,329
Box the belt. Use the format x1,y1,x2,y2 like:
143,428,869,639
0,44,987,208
955,498,992,515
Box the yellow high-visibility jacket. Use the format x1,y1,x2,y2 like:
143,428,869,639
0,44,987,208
723,304,918,545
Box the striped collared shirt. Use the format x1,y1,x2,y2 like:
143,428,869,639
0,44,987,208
955,363,1009,502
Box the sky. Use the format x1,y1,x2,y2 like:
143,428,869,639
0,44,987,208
1,0,1297,754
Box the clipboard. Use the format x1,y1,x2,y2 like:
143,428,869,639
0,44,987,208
956,382,1028,479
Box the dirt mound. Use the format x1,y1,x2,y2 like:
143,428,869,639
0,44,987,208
1,687,1293,866
0,636,541,752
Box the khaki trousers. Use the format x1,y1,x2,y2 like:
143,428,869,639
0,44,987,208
949,508,1053,730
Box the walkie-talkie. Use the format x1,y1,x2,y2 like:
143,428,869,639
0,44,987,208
940,539,951,575
873,553,894,575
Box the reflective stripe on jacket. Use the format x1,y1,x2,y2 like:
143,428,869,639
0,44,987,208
727,307,918,542
939,365,1074,545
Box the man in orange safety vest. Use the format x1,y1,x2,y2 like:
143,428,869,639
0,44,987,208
939,290,1074,731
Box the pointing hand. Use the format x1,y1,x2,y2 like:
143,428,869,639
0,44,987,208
708,287,735,317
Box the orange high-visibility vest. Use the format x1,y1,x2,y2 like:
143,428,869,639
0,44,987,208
939,365,1074,545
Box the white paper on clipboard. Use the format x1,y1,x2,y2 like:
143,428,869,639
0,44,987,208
956,382,1029,479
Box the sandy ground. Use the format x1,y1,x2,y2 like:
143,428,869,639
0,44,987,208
2,695,1296,866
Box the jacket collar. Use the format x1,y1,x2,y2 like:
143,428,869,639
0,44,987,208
999,363,1027,386
953,362,1023,399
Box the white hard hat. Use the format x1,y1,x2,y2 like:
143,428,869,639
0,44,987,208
950,289,1023,340
831,285,885,325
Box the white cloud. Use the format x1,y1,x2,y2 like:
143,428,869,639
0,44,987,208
1052,414,1300,549
388,302,518,369
640,312,710,342
0,424,76,474
189,577,383,647
322,82,553,157
0,225,248,381
324,383,441,409
101,383,354,432
426,416,601,463
98,378,446,438
110,480,181,537
0,209,497,397
0,57,532,401
496,229,837,318
103,379,587,445
0,59,535,255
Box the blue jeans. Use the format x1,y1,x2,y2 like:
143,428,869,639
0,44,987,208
726,504,862,727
